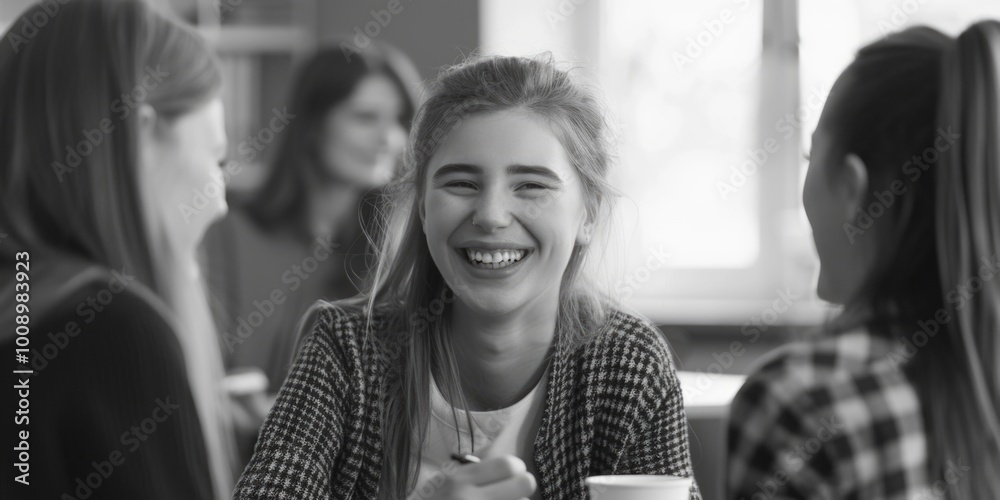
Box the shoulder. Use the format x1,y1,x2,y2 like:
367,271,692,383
579,308,674,366
731,328,921,455
738,328,909,408
294,300,401,365
728,333,927,498
31,272,190,381
308,300,399,340
573,308,680,395
733,333,853,417
42,272,177,350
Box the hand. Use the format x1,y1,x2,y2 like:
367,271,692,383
231,390,274,435
224,369,274,438
421,455,537,500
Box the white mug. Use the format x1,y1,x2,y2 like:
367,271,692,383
585,474,693,500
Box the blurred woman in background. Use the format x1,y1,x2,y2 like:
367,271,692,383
0,0,237,498
728,22,1000,499
202,41,420,402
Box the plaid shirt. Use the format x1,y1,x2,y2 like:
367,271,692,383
727,329,934,500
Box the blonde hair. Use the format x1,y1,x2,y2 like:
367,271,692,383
316,53,620,498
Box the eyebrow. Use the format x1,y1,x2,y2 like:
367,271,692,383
431,163,563,183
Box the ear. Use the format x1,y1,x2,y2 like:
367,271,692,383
839,153,868,220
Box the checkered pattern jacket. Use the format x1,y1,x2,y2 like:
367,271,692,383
727,329,932,499
234,304,701,499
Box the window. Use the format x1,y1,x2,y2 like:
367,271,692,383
480,0,999,325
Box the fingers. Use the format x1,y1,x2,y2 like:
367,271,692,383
477,470,537,500
446,455,537,499
455,455,526,486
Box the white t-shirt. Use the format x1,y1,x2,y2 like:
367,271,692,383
406,367,549,500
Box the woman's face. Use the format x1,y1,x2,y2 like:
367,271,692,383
802,93,874,304
319,73,407,188
140,97,228,248
421,110,591,317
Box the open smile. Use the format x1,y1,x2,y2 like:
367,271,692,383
456,247,533,270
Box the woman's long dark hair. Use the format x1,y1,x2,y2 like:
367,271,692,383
825,24,1000,497
243,40,420,237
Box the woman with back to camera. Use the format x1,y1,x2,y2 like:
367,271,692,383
0,0,237,498
727,22,1000,499
234,54,702,499
202,40,420,400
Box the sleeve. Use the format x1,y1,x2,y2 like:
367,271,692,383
56,292,216,500
618,324,703,500
726,371,840,500
233,306,348,499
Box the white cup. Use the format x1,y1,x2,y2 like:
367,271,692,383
585,475,693,500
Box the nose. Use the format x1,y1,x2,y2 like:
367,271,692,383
472,186,513,232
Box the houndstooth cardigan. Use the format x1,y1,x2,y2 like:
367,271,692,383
233,303,702,499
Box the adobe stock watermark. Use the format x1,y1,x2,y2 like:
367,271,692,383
672,0,753,72
546,0,588,29
716,84,830,201
407,457,464,499
407,423,518,499
339,0,411,62
614,245,672,300
236,107,296,162
877,0,929,37
51,65,170,182
842,126,959,243
24,269,136,376
5,0,70,54
179,106,294,223
684,288,801,398
887,252,1000,372
214,0,249,18
913,460,971,500
408,75,503,166
57,396,181,499
409,286,459,335
371,286,468,366
741,415,845,500
222,234,341,353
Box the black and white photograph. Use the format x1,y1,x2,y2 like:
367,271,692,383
2,0,999,498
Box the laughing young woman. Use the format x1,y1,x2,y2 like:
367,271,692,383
234,55,701,500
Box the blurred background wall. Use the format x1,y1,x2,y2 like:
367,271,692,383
314,0,478,78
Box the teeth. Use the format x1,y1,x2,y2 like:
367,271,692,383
463,248,527,268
